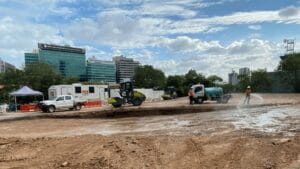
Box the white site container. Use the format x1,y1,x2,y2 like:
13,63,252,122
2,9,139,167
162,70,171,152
48,84,109,102
135,89,164,102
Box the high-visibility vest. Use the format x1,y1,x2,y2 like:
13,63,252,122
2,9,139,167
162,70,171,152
188,90,194,97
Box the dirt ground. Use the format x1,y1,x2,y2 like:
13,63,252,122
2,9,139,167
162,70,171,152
0,94,299,169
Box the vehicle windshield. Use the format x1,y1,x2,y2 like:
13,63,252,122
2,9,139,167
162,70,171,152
49,97,56,100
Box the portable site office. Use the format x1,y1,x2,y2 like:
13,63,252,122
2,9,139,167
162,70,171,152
48,84,109,102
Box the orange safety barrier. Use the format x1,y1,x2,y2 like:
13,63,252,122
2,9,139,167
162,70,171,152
20,104,41,112
83,100,102,108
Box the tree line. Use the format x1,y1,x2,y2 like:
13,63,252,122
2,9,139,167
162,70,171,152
133,53,300,94
133,65,224,96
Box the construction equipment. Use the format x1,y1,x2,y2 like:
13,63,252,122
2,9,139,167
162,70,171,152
162,86,177,100
108,80,146,108
190,84,231,104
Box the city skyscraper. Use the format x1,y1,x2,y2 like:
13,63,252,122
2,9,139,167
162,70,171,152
113,55,140,83
228,70,239,85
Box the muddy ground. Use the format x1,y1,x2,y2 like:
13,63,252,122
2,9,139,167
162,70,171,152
0,94,299,169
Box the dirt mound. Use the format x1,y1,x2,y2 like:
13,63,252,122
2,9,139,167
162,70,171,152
0,134,299,169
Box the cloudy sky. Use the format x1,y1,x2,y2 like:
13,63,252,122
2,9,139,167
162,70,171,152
0,0,300,81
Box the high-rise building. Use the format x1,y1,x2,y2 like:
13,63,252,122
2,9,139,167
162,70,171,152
24,43,86,79
113,55,140,83
228,70,239,85
0,59,15,73
239,67,250,76
86,58,116,83
24,52,39,67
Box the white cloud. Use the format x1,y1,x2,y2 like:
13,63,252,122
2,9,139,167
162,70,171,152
278,6,300,18
141,3,197,18
64,6,300,50
157,36,203,52
150,37,282,80
176,6,300,30
65,12,150,49
248,25,262,30
227,39,276,55
0,16,71,66
204,27,227,34
0,0,76,21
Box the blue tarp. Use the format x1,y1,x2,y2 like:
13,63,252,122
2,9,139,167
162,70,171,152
10,86,43,96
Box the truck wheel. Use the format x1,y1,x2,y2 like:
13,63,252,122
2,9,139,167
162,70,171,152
74,104,81,111
132,97,143,106
47,106,55,113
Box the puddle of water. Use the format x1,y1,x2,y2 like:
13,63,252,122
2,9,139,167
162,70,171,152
232,106,299,135
71,104,299,137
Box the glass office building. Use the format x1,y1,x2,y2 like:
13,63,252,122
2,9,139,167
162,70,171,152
86,59,116,83
25,43,86,79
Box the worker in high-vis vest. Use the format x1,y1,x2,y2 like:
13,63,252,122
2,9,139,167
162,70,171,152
188,87,195,105
244,86,251,104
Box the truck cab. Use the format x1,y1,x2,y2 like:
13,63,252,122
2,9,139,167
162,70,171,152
38,95,82,113
191,84,205,103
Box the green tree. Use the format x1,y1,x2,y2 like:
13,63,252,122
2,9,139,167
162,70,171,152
278,53,300,92
207,75,223,86
220,83,234,93
183,69,212,95
24,63,63,97
278,53,300,71
250,69,271,92
237,74,251,92
133,65,166,89
63,76,80,84
0,68,25,102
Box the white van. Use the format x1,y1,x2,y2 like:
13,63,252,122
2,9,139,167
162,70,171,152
48,84,109,102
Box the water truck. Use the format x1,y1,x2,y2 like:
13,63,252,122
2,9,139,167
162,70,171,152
190,84,231,104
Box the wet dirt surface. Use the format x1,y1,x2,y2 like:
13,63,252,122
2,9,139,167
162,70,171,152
0,94,299,169
0,105,298,138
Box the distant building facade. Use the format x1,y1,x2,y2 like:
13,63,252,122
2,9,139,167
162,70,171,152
239,67,250,76
24,43,86,79
86,58,116,83
0,59,15,73
113,56,140,83
24,52,39,67
228,71,239,85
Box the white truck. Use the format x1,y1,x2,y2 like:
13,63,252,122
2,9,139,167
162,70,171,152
38,95,83,113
